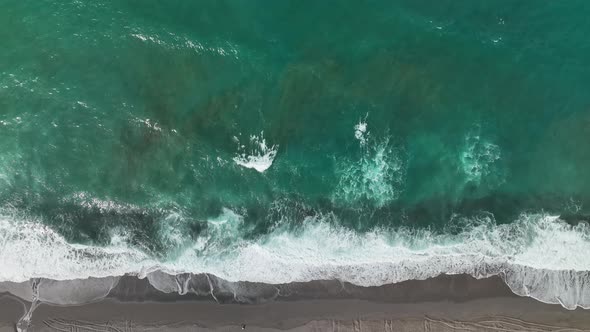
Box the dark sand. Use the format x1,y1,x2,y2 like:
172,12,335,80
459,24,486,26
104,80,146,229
1,274,589,331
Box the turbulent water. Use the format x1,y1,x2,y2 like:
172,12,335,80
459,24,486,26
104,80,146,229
1,0,590,310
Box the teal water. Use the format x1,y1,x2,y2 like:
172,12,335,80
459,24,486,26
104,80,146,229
1,1,590,307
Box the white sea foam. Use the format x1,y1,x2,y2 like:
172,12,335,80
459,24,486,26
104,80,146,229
157,212,188,253
1,210,589,309
354,119,369,146
460,126,502,184
191,207,245,255
233,132,278,173
335,120,405,206
0,213,153,282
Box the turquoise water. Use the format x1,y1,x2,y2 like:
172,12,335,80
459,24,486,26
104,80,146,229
1,0,590,308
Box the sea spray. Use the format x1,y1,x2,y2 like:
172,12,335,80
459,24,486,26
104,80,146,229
233,132,278,173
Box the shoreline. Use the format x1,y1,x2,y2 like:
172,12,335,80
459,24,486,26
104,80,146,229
2,274,589,331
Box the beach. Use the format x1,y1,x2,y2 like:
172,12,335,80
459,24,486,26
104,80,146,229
1,274,589,331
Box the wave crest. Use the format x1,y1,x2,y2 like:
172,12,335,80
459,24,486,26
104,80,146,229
232,131,278,173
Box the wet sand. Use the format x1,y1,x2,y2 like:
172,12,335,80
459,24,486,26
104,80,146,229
1,274,589,331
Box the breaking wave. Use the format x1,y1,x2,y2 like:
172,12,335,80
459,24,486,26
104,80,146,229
232,131,278,173
1,209,589,309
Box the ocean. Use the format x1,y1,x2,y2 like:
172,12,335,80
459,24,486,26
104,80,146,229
1,0,590,309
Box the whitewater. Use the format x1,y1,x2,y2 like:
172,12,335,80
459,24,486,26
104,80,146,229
1,210,589,310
